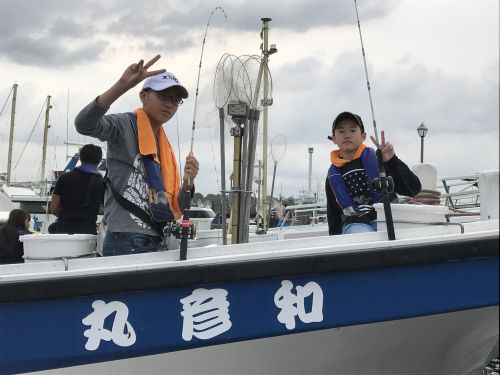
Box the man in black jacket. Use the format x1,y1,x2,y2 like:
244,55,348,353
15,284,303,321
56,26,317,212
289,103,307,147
50,144,105,234
325,112,421,235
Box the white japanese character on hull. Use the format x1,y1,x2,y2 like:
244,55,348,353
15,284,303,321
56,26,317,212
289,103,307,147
82,300,136,351
274,280,324,330
180,288,232,341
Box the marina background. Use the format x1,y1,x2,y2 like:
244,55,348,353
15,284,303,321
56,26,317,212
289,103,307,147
0,0,498,197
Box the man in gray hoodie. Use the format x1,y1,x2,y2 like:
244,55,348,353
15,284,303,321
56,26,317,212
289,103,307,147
75,55,199,256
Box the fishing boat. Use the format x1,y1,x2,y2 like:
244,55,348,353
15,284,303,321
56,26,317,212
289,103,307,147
188,206,217,231
1,9,498,375
0,152,98,234
0,185,53,232
0,187,18,223
0,170,498,375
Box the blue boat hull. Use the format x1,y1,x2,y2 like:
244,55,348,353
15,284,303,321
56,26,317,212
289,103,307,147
1,242,498,374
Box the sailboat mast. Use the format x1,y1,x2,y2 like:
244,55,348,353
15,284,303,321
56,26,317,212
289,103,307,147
6,83,18,184
40,95,51,192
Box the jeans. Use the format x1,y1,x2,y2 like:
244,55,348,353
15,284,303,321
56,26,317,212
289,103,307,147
102,232,162,256
342,220,377,234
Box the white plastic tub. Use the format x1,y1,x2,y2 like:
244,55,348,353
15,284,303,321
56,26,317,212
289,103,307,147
374,203,449,230
20,234,97,263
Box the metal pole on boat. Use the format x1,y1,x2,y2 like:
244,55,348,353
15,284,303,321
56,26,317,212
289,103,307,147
256,160,262,229
40,95,51,196
238,117,249,243
252,55,266,232
227,101,251,243
353,0,396,240
240,118,249,198
267,161,277,227
6,83,18,185
261,17,273,231
267,134,286,228
219,108,228,245
242,109,260,241
230,123,243,244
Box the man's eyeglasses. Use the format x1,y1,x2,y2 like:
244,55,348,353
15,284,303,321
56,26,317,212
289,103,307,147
144,89,183,106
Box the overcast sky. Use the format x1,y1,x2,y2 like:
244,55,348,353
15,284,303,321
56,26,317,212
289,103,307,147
0,0,498,199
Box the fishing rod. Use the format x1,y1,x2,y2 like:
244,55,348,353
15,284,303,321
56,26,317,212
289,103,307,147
189,6,227,154
353,0,396,240
180,7,227,260
354,0,380,147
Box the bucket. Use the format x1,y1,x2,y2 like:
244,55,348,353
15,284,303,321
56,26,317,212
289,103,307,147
20,234,97,263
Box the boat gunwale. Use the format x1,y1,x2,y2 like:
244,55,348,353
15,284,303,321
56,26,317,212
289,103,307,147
0,232,497,303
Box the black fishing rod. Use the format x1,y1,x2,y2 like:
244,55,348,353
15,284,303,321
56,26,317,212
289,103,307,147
180,7,227,260
179,191,191,261
354,0,396,240
189,6,227,154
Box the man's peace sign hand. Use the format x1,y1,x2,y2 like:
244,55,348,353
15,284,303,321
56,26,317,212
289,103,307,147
119,55,166,89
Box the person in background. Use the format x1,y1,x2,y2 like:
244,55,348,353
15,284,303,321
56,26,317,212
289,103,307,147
325,111,421,235
74,55,199,256
50,144,105,235
0,209,32,264
268,208,279,228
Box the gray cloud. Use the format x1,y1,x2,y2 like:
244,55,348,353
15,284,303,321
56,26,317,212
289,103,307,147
374,62,499,135
152,0,397,32
104,0,398,52
0,0,397,68
0,0,101,36
0,0,107,67
50,17,95,38
0,35,108,67
259,47,499,170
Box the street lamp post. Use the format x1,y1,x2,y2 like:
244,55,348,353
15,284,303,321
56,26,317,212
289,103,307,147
417,122,428,163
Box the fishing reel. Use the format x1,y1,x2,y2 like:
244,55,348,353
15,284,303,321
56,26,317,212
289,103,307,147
371,176,394,194
163,221,196,240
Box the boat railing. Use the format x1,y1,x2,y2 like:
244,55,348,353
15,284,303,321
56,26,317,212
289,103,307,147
439,174,480,211
278,204,327,229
